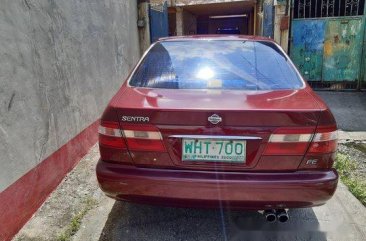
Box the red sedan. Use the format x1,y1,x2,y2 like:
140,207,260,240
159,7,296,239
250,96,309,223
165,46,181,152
96,36,338,222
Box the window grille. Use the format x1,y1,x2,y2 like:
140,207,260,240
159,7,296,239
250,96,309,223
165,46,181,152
294,0,365,18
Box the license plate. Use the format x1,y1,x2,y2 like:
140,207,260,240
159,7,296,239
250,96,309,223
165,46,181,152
182,139,246,163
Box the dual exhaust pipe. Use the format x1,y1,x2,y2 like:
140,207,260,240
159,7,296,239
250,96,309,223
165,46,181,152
263,209,289,223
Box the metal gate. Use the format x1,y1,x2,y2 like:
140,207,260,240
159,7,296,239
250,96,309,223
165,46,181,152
149,1,169,43
322,18,364,81
290,0,366,89
291,19,326,81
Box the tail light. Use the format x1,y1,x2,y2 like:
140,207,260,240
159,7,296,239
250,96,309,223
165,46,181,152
99,121,132,164
99,122,166,152
121,124,166,152
308,126,338,153
99,121,126,149
98,121,166,164
263,127,314,155
264,109,338,170
300,125,338,169
309,109,338,154
264,126,338,155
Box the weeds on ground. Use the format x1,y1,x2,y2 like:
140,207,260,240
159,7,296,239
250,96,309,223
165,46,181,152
57,197,98,241
335,153,366,206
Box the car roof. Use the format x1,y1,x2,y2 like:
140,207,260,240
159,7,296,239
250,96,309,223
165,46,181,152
158,35,274,42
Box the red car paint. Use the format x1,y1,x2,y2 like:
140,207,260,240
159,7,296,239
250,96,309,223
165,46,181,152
96,36,338,210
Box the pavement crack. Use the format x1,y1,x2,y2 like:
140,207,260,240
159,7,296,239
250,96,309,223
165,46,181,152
23,0,31,9
7,92,15,111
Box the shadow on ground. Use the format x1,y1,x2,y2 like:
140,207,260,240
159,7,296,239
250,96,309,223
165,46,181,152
98,201,326,241
316,91,366,131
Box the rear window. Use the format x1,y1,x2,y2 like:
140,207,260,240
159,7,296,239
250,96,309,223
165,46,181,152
129,40,304,90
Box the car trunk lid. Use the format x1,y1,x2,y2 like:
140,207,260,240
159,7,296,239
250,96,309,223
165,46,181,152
110,87,321,171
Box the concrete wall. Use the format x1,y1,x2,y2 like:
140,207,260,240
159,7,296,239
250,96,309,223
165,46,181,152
255,1,263,35
183,10,197,34
138,2,151,54
273,3,289,52
0,0,140,192
176,7,184,35
175,8,197,35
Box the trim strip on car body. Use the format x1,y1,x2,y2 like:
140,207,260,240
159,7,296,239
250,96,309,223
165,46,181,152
168,135,262,140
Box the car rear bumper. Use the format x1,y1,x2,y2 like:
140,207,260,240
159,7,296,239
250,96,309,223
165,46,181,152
96,160,338,210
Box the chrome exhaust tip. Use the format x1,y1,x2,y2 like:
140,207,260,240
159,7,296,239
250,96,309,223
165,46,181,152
276,209,289,223
263,209,277,223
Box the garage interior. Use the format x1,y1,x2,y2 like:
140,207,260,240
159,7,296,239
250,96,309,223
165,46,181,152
168,1,257,36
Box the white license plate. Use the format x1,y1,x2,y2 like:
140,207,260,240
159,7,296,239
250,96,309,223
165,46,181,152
182,139,246,163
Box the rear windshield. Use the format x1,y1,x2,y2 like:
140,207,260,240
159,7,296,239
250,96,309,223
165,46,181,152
129,40,303,90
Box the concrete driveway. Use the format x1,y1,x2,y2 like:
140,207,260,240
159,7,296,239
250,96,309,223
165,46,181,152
316,91,366,131
76,183,366,241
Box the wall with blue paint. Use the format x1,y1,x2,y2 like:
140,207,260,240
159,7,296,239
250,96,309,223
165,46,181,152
150,2,169,42
291,20,326,81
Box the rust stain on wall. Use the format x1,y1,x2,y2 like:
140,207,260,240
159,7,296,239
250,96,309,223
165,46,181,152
324,40,333,57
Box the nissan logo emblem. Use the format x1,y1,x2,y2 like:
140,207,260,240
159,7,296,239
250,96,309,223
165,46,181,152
208,114,222,124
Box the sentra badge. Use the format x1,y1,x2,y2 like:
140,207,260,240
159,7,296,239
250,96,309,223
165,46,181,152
121,116,150,122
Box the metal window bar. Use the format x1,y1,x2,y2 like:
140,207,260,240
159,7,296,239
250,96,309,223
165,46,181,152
294,0,363,18
339,0,342,16
321,0,323,17
298,0,304,18
342,0,358,16
315,0,318,17
308,0,312,17
304,0,307,17
300,0,303,17
354,0,360,15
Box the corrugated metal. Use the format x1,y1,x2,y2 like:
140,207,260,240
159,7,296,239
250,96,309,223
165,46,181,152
322,18,364,82
290,19,326,81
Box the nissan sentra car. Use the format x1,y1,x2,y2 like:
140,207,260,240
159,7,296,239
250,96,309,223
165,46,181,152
96,35,338,223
